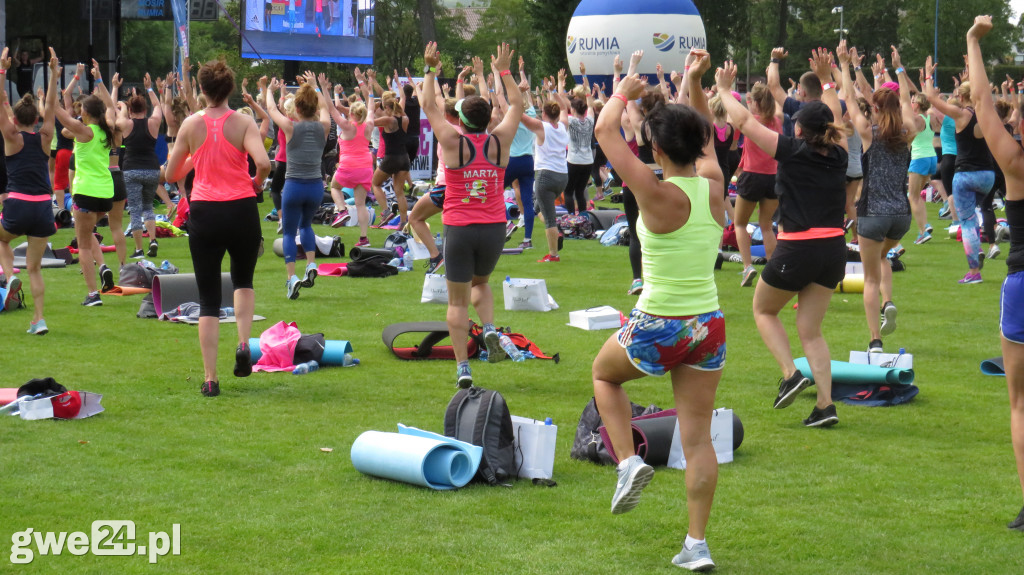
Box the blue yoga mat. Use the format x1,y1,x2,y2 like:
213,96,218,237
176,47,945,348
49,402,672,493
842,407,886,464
350,425,482,490
751,244,766,258
794,358,915,385
248,338,352,365
981,357,1005,376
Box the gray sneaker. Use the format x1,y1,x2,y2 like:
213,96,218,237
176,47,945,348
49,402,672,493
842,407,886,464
610,455,654,514
880,301,897,336
671,540,715,572
483,328,506,363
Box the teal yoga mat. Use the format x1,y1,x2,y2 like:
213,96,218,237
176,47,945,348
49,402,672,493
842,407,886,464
794,358,915,385
350,425,482,490
981,357,1005,376
248,338,352,365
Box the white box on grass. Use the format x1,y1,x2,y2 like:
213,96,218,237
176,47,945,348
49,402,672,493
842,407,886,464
567,306,622,330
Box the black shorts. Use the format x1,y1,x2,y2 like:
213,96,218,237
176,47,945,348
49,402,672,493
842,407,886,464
761,236,846,292
1,196,57,237
737,171,777,202
379,153,411,175
73,194,114,214
110,169,127,202
443,222,505,283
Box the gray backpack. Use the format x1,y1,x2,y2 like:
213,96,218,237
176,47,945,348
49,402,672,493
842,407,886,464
444,387,515,486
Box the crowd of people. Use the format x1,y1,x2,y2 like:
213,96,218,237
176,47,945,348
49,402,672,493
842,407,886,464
1,14,1023,570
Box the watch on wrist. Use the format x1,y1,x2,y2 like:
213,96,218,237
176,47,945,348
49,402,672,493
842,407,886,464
423,65,436,74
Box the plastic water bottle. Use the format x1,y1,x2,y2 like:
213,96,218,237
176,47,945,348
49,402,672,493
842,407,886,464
403,249,414,270
544,417,552,426
292,360,320,375
500,335,525,362
342,353,360,367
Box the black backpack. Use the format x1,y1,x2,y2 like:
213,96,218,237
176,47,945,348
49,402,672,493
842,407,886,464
444,387,515,486
346,255,398,278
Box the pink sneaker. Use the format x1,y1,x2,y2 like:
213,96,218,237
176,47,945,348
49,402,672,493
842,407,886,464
355,237,370,247
331,209,351,228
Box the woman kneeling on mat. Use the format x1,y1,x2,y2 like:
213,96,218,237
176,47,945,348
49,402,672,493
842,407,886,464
166,59,271,397
421,41,524,388
717,50,848,428
967,14,1024,533
592,51,725,572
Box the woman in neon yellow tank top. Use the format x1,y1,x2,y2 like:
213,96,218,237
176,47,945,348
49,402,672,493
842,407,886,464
592,51,726,572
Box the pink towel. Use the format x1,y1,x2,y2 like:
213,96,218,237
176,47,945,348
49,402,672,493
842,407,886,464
253,321,301,373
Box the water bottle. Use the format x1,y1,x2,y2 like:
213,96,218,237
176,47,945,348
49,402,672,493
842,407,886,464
403,249,414,270
161,260,172,271
500,334,525,362
292,360,320,375
342,353,360,367
544,417,552,426
898,347,905,355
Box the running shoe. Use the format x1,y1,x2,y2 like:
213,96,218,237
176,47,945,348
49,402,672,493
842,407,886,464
425,255,444,274
914,232,932,245
868,338,884,353
82,292,102,307
505,221,519,242
989,244,1001,260
147,239,159,258
518,239,533,250
26,319,48,336
671,541,716,572
265,209,279,222
627,278,644,296
889,245,906,260
355,237,371,248
592,192,605,202
301,262,318,288
925,223,934,234
959,272,983,284
99,265,115,292
4,276,21,310
331,209,351,228
880,301,897,336
201,380,220,397
456,362,473,389
483,327,506,363
740,266,757,287
234,342,253,378
130,249,145,259
803,404,839,427
1009,506,1024,531
773,371,811,409
610,455,654,514
374,208,393,228
537,254,560,263
938,201,950,218
287,275,302,299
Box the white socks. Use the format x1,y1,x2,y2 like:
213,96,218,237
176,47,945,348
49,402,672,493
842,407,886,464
684,534,705,550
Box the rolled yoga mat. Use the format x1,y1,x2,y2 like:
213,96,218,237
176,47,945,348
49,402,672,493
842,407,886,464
751,244,767,259
349,246,396,261
350,424,482,490
834,274,864,294
794,358,915,385
248,338,353,365
152,273,234,317
981,357,1005,376
505,202,520,219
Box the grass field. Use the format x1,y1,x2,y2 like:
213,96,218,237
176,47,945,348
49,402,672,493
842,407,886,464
1,198,1022,574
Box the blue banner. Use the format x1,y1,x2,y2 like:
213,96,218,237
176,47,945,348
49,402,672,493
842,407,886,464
170,0,189,74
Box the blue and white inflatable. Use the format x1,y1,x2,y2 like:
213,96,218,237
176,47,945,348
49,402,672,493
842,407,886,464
566,0,707,88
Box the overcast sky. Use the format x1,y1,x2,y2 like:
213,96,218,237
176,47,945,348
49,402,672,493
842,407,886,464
1012,0,1023,22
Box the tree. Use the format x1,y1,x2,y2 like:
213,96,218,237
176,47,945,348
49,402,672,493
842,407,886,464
464,0,540,72
524,0,581,77
419,0,438,43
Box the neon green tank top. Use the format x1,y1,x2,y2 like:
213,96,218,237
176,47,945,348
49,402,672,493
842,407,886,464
910,114,935,161
73,124,114,199
635,176,722,316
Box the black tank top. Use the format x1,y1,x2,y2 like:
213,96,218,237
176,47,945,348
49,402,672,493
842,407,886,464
122,118,159,171
713,124,735,175
954,110,994,173
55,118,74,150
382,120,407,157
405,97,421,138
6,132,51,195
1006,199,1024,274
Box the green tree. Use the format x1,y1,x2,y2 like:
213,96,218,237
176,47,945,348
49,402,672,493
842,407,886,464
464,0,540,72
524,0,580,77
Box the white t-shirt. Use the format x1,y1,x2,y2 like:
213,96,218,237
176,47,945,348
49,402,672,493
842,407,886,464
534,122,568,173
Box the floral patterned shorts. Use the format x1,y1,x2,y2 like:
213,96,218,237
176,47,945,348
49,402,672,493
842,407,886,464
616,308,726,376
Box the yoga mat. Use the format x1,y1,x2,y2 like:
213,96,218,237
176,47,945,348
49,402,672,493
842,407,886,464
248,338,353,365
834,274,864,294
350,424,482,490
349,246,395,261
502,248,523,255
68,245,117,254
152,273,234,317
505,202,520,219
317,263,348,276
751,244,766,258
794,358,915,385
100,285,152,296
0,388,17,406
981,357,1005,376
12,243,67,269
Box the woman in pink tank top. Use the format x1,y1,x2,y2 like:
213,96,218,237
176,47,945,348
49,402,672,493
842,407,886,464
166,59,271,398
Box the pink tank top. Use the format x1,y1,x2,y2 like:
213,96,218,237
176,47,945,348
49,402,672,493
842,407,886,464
338,122,371,164
434,123,463,188
443,133,506,226
738,116,781,175
376,127,386,159
275,127,287,162
191,110,254,202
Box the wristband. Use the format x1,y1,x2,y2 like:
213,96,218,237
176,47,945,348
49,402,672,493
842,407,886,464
925,76,933,81
74,74,80,80
770,58,780,64
895,67,905,75
96,79,103,84
821,82,835,91
147,88,154,93
611,93,628,105
456,79,463,84
855,66,862,71
500,69,512,77
0,70,5,75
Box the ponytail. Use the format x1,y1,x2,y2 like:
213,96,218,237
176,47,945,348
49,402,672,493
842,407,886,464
804,121,845,149
81,95,114,150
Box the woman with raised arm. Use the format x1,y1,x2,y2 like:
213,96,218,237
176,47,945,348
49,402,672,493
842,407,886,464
0,48,59,333
369,90,411,233
593,51,725,572
117,73,165,259
718,50,849,428
924,54,995,283
266,72,330,299
967,13,1024,533
421,41,524,388
839,41,918,354
324,78,380,240
166,59,271,397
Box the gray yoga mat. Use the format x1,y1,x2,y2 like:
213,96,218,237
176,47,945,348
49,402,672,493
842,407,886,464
152,273,265,322
12,242,67,269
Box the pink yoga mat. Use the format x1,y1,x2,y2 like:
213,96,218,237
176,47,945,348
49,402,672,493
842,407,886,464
317,263,348,276
0,388,18,406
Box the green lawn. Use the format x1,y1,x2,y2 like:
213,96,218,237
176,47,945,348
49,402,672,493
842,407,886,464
1,199,1022,574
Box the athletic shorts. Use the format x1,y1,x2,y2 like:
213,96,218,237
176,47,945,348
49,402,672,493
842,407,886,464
333,162,373,191
110,168,127,202
1002,271,1024,344
737,171,777,202
73,194,113,214
845,175,863,183
54,149,72,191
909,156,938,177
856,215,911,242
442,222,505,283
617,308,726,375
379,153,411,175
761,237,847,292
1,195,57,237
429,185,446,209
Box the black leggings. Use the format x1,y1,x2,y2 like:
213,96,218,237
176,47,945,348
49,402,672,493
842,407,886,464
622,187,642,279
188,198,262,317
270,160,286,211
940,154,955,207
564,162,592,214
982,170,1005,244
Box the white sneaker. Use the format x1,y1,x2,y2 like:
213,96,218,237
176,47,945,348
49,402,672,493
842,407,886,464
671,540,715,572
610,455,654,514
988,244,1001,260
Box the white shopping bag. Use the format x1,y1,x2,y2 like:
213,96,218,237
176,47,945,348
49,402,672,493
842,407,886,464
667,408,734,469
849,350,913,369
344,206,374,227
845,262,864,275
503,278,553,312
510,415,557,479
568,306,622,330
421,274,448,304
407,239,431,261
